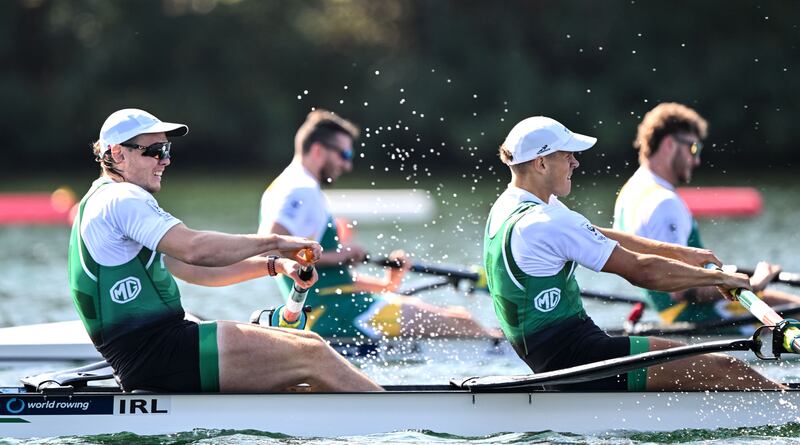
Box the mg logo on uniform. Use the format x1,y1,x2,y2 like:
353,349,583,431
534,287,561,312
110,277,141,304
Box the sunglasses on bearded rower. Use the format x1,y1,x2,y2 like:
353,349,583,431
671,135,703,158
321,141,354,162
120,141,172,160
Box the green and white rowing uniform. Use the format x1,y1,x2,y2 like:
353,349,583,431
613,166,742,326
484,186,649,391
68,177,219,392
258,162,394,339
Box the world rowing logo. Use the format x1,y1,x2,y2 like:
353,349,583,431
6,398,25,414
534,287,561,312
110,277,141,304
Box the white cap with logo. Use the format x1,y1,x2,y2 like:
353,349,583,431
98,108,188,155
502,116,597,165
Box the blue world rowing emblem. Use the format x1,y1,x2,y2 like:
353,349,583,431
6,397,25,414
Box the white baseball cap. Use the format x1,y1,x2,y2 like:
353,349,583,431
502,116,597,165
98,108,188,155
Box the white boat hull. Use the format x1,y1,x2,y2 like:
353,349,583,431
2,388,799,438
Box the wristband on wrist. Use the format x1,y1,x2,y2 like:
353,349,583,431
267,255,279,276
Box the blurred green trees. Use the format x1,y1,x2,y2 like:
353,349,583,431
1,0,797,175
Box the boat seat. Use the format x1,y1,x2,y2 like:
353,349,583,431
21,360,115,391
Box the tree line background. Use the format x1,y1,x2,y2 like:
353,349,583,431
1,0,798,179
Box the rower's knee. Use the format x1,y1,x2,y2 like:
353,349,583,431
291,332,333,358
288,329,325,341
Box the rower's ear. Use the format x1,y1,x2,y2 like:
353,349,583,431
110,145,125,163
533,156,548,173
309,141,326,157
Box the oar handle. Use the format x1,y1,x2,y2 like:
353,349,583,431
707,263,800,353
281,266,314,324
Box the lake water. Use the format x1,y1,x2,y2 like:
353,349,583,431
2,169,800,444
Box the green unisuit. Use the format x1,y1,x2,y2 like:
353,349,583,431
68,179,185,347
483,201,586,353
484,200,648,391
67,179,219,391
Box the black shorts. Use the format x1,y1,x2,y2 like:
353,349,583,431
518,317,648,391
99,318,204,392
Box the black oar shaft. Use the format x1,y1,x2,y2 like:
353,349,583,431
374,256,643,304
374,257,479,281
734,267,800,287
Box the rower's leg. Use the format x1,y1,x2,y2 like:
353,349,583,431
395,296,500,338
644,337,785,391
215,321,383,393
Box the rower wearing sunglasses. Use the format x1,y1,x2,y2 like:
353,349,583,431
258,109,496,340
69,108,382,393
613,103,800,329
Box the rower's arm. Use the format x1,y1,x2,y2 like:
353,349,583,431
597,226,720,267
157,223,320,267
266,222,406,293
266,221,364,267
165,255,317,288
165,255,268,286
601,244,750,295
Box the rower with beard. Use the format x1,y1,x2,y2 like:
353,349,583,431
258,109,495,340
484,115,782,390
613,103,800,328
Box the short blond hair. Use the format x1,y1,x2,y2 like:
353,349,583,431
635,102,708,162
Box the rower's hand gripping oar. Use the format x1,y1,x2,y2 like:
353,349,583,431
707,263,800,355
262,265,315,329
250,249,316,329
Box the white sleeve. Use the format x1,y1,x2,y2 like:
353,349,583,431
110,189,181,251
643,198,692,246
549,210,618,272
263,187,327,239
512,207,618,275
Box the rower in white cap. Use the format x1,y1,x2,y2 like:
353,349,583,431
483,115,783,391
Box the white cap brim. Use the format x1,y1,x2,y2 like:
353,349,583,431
146,121,189,138
560,132,597,152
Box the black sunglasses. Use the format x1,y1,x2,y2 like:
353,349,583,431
120,141,171,160
671,135,703,158
321,142,354,162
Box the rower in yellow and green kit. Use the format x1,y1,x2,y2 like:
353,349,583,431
613,102,800,330
257,109,497,340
